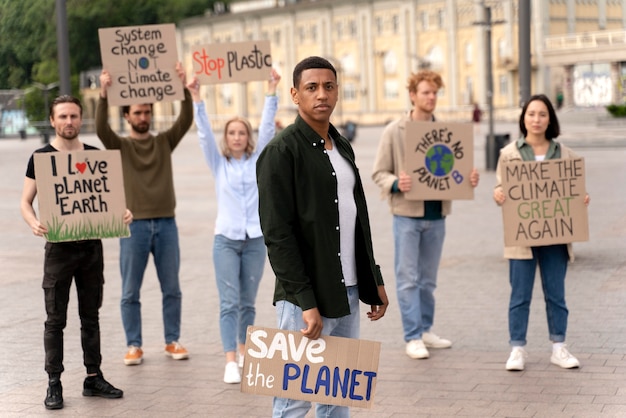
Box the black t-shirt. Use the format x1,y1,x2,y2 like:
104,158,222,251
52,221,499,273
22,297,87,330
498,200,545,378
25,143,99,179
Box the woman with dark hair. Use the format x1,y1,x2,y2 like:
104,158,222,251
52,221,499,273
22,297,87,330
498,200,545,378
493,94,590,371
187,69,280,384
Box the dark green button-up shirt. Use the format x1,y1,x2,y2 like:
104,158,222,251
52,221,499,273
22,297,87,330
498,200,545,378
257,115,384,318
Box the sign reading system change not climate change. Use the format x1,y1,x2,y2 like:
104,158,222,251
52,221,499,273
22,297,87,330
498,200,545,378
500,158,588,247
404,121,474,200
99,23,184,106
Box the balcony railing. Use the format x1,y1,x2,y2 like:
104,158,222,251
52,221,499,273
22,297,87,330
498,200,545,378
545,29,626,51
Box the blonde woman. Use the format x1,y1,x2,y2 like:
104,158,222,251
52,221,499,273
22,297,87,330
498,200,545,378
187,69,280,383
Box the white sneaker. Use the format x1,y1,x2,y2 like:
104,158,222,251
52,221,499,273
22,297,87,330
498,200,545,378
422,332,452,348
505,347,527,371
224,361,241,384
406,339,429,359
551,345,580,369
238,353,244,368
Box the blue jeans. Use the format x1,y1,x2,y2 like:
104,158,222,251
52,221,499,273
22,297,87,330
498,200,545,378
272,286,360,418
120,217,182,347
508,244,569,347
213,234,266,352
393,216,446,342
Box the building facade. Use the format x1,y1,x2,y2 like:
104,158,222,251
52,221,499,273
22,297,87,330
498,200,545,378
80,0,626,130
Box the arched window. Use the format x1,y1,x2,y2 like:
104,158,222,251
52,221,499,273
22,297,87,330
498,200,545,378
426,46,443,70
464,42,473,65
383,50,397,74
340,54,357,77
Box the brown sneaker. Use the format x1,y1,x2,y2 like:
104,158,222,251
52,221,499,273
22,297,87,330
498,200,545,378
165,341,189,360
124,346,143,366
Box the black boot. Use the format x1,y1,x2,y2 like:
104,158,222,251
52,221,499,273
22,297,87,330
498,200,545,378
44,377,63,410
83,372,123,398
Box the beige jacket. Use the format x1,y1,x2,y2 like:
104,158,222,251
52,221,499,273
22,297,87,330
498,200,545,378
495,140,580,261
372,113,452,217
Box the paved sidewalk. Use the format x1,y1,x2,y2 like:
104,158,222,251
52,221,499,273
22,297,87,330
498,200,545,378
0,121,625,417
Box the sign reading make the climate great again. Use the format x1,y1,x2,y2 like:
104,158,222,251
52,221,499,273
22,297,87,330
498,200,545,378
404,121,474,200
500,158,588,247
99,23,184,106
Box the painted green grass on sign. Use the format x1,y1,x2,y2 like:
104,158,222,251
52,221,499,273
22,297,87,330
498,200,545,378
45,215,129,242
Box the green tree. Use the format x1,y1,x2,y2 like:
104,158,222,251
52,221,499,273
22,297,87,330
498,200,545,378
0,0,222,123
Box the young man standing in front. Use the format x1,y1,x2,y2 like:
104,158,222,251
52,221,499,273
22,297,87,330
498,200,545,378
257,56,389,417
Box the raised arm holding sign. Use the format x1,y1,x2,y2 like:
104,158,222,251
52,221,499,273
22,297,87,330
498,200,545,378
96,60,193,367
493,94,590,373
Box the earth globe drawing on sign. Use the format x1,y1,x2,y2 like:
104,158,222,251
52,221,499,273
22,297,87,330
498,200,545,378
424,144,454,176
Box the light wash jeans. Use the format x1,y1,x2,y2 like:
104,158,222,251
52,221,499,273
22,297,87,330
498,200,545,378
213,234,266,352
272,286,360,418
120,217,182,347
393,215,446,342
508,244,569,347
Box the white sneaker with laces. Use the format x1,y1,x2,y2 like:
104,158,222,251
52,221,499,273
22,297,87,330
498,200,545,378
406,339,429,359
224,361,241,384
550,345,580,369
422,332,452,348
506,347,527,371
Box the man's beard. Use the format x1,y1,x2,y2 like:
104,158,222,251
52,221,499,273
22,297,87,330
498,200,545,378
131,122,150,134
57,126,79,140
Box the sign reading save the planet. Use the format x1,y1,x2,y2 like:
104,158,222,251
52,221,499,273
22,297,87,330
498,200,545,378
404,121,474,200
98,23,184,106
500,158,588,247
241,326,380,409
33,150,130,243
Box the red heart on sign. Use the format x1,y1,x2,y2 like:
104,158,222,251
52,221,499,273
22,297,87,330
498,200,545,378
75,162,87,173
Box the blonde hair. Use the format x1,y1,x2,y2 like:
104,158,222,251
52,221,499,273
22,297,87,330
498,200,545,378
221,117,255,160
407,70,444,93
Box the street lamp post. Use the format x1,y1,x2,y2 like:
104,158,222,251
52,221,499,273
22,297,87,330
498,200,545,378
32,82,60,143
473,5,505,171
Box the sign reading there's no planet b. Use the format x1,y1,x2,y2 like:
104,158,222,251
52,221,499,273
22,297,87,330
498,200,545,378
404,121,474,200
34,150,130,243
191,40,272,84
500,158,588,247
99,23,184,106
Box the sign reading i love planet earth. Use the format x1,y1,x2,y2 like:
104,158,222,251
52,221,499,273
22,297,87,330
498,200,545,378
33,150,129,242
404,121,474,200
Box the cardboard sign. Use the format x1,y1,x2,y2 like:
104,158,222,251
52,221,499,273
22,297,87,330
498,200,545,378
404,121,474,200
33,150,130,242
501,158,588,247
241,326,380,409
191,40,272,84
99,23,184,106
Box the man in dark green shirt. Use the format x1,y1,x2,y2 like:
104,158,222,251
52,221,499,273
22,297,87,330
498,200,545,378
257,56,388,417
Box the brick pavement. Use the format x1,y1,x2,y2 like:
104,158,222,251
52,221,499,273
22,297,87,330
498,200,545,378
0,120,625,417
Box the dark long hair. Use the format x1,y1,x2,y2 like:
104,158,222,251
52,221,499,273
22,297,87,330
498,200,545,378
519,94,560,140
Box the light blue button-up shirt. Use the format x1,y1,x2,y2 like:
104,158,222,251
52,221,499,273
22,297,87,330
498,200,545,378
194,95,278,240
